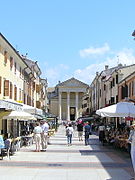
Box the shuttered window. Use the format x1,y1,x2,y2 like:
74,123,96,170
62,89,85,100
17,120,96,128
14,62,17,74
4,51,8,65
20,67,22,77
0,77,1,94
10,82,13,99
4,80,9,96
19,88,21,101
14,85,17,100
10,57,13,70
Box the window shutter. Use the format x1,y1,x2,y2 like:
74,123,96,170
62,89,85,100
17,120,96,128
36,84,40,93
10,82,12,99
10,57,13,69
4,80,9,96
4,51,8,64
14,85,17,100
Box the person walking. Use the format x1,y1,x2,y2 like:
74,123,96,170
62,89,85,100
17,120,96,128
40,120,49,151
33,122,42,152
84,122,91,145
98,123,105,145
128,122,135,179
77,122,83,141
66,123,74,146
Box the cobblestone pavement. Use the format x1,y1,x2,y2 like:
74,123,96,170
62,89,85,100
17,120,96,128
0,125,134,180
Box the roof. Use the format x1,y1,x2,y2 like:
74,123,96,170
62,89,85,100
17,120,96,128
56,77,89,87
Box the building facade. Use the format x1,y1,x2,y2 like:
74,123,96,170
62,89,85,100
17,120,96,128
48,78,89,122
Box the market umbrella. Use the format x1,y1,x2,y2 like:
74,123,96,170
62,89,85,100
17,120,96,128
3,110,37,120
96,102,135,118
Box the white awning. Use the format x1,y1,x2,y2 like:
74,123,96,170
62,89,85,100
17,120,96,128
96,102,135,117
3,111,37,120
0,99,23,111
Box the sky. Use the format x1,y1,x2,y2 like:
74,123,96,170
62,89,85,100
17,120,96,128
1,0,135,87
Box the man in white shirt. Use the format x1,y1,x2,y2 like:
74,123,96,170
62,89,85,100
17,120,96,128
40,120,49,151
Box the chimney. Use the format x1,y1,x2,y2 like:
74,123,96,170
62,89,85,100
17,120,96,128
105,65,109,70
96,72,99,76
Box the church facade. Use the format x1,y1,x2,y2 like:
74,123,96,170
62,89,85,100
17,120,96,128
48,77,89,122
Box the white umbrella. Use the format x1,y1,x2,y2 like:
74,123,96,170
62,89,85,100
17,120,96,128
96,102,135,118
3,111,37,120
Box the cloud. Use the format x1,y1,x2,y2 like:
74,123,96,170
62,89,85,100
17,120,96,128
79,43,110,58
42,64,69,86
75,48,135,85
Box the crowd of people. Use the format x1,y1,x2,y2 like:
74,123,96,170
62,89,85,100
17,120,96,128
65,119,92,146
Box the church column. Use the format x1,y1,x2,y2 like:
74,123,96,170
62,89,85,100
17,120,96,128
59,91,62,121
75,92,79,120
67,92,70,121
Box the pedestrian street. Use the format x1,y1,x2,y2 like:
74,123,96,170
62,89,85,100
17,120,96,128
0,125,134,180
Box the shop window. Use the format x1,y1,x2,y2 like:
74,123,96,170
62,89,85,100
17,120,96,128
4,80,9,96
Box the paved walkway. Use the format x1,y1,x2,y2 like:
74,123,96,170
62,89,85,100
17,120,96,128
0,126,134,180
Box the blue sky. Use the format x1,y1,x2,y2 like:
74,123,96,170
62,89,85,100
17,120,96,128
1,0,135,86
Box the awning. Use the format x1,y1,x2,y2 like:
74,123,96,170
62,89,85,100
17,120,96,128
3,111,37,120
22,104,43,115
96,102,135,117
0,99,23,111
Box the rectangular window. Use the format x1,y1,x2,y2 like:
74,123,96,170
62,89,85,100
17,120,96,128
10,57,13,70
129,83,131,97
14,85,17,101
14,62,17,74
20,67,22,77
132,81,134,96
4,80,9,96
116,74,118,84
104,84,106,91
19,88,21,101
10,82,12,99
4,51,8,65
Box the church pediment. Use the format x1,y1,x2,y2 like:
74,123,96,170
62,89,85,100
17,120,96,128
57,77,88,88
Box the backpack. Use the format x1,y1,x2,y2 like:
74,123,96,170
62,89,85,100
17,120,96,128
66,128,70,136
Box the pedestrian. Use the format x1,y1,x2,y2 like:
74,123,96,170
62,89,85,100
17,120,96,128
84,122,91,145
33,122,42,152
66,123,74,146
128,121,135,179
40,120,49,151
77,122,83,141
98,123,105,145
